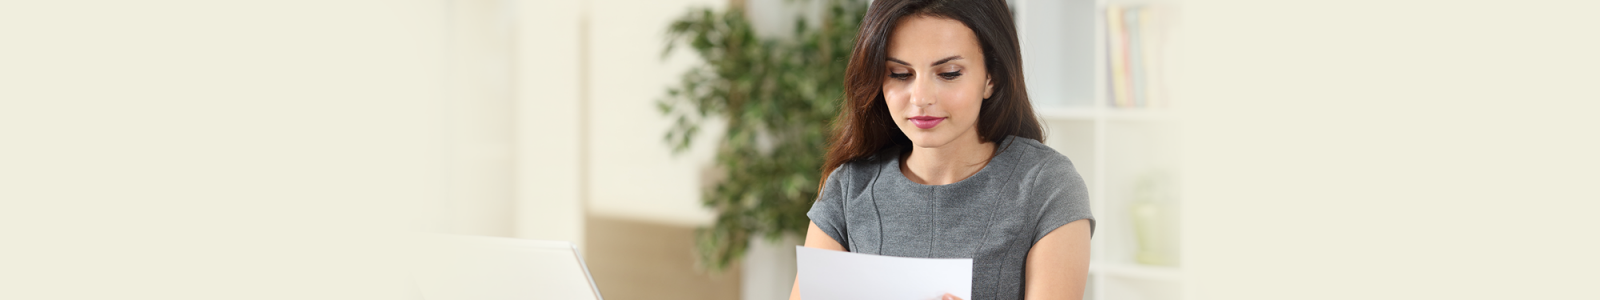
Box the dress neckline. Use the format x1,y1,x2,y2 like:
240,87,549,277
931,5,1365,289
886,135,1017,189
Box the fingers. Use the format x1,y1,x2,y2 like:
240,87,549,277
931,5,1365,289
942,293,962,300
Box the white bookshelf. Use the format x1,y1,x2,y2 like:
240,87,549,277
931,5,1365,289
1012,0,1185,300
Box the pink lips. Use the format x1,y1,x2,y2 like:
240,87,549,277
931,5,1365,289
909,116,945,129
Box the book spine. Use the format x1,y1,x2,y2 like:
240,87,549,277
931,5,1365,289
1106,5,1131,108
1126,6,1146,108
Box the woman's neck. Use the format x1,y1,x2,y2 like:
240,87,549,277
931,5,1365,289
900,132,996,186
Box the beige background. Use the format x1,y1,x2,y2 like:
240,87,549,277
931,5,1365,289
1177,0,1600,299
2,0,1597,299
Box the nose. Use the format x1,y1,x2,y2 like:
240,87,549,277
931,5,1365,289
908,76,935,108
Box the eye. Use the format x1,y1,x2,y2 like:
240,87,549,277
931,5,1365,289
888,72,912,80
938,71,962,80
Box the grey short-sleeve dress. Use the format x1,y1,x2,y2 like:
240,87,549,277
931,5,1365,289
805,135,1095,300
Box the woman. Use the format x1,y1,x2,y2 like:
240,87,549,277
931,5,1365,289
789,0,1094,299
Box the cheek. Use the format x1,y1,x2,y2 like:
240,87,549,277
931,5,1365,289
882,85,909,114
945,85,984,121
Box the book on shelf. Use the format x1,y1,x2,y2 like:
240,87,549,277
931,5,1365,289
1106,5,1167,109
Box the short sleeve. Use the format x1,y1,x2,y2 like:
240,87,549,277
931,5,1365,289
805,164,851,250
1031,156,1096,244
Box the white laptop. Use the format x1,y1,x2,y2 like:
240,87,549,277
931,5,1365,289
410,234,603,300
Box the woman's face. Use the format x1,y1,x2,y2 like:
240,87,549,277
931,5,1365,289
883,15,994,149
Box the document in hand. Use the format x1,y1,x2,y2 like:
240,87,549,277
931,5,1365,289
795,246,973,300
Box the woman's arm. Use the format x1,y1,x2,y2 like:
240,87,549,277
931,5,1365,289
1024,219,1093,300
789,221,847,300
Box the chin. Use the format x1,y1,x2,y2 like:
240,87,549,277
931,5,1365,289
903,129,957,149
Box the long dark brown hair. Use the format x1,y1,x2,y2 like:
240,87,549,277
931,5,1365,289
819,0,1044,193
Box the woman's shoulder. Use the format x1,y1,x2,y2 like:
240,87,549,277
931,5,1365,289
994,136,1085,194
1001,136,1077,172
826,145,899,185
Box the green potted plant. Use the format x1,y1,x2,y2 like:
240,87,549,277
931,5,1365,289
658,0,866,271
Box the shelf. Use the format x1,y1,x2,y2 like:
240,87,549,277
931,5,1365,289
1015,0,1184,298
1089,262,1183,283
1036,106,1098,121
1103,108,1177,122
1034,106,1179,122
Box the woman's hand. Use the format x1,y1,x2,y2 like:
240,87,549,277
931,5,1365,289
939,293,963,300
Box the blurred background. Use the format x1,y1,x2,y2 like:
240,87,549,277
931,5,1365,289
3,0,1598,300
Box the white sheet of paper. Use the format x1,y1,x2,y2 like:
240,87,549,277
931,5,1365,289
796,246,972,300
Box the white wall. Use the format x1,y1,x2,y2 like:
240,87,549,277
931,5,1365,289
430,0,727,252
0,0,736,298
438,0,515,238
514,0,586,248
415,0,727,250
430,0,589,250
584,0,724,227
0,1,447,299
1177,0,1600,299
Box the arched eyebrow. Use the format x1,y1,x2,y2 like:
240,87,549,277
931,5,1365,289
886,55,964,67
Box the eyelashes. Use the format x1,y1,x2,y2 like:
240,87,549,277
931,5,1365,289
886,71,963,80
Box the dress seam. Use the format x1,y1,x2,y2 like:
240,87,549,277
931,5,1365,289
870,158,885,254
974,136,1020,256
927,186,936,255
